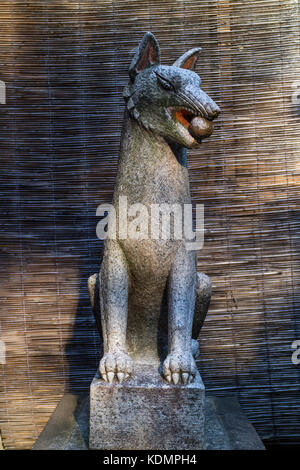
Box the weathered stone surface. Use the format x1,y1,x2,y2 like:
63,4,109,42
206,396,265,450
89,363,205,450
204,396,231,449
33,393,265,450
65,398,90,450
88,32,220,386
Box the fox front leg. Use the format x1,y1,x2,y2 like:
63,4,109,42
99,240,133,384
163,246,197,385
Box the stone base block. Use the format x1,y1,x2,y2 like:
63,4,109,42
33,393,265,450
89,362,205,450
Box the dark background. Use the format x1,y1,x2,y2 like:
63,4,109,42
0,0,299,448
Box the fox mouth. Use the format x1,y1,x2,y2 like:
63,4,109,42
166,107,214,144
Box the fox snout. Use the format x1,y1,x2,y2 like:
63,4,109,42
190,88,220,122
204,97,220,121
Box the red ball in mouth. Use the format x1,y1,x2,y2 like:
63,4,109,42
175,109,214,143
188,116,214,141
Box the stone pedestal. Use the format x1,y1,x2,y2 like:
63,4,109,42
89,362,205,450
33,393,265,450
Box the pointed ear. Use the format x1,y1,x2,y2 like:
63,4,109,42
173,47,202,70
129,32,160,80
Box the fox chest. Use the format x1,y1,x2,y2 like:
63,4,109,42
116,158,191,206
113,151,191,279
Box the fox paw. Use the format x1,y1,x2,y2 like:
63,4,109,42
163,351,196,385
99,351,133,384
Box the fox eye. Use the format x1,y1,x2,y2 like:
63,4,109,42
156,74,175,91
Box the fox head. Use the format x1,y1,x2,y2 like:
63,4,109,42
123,32,220,149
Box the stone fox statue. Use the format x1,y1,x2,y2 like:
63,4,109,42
88,32,220,386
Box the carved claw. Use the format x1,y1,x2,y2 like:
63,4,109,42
107,372,114,384
99,351,133,384
172,372,179,385
182,372,189,385
163,352,196,385
102,373,107,383
117,372,124,383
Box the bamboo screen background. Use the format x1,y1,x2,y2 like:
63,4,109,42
0,0,299,449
